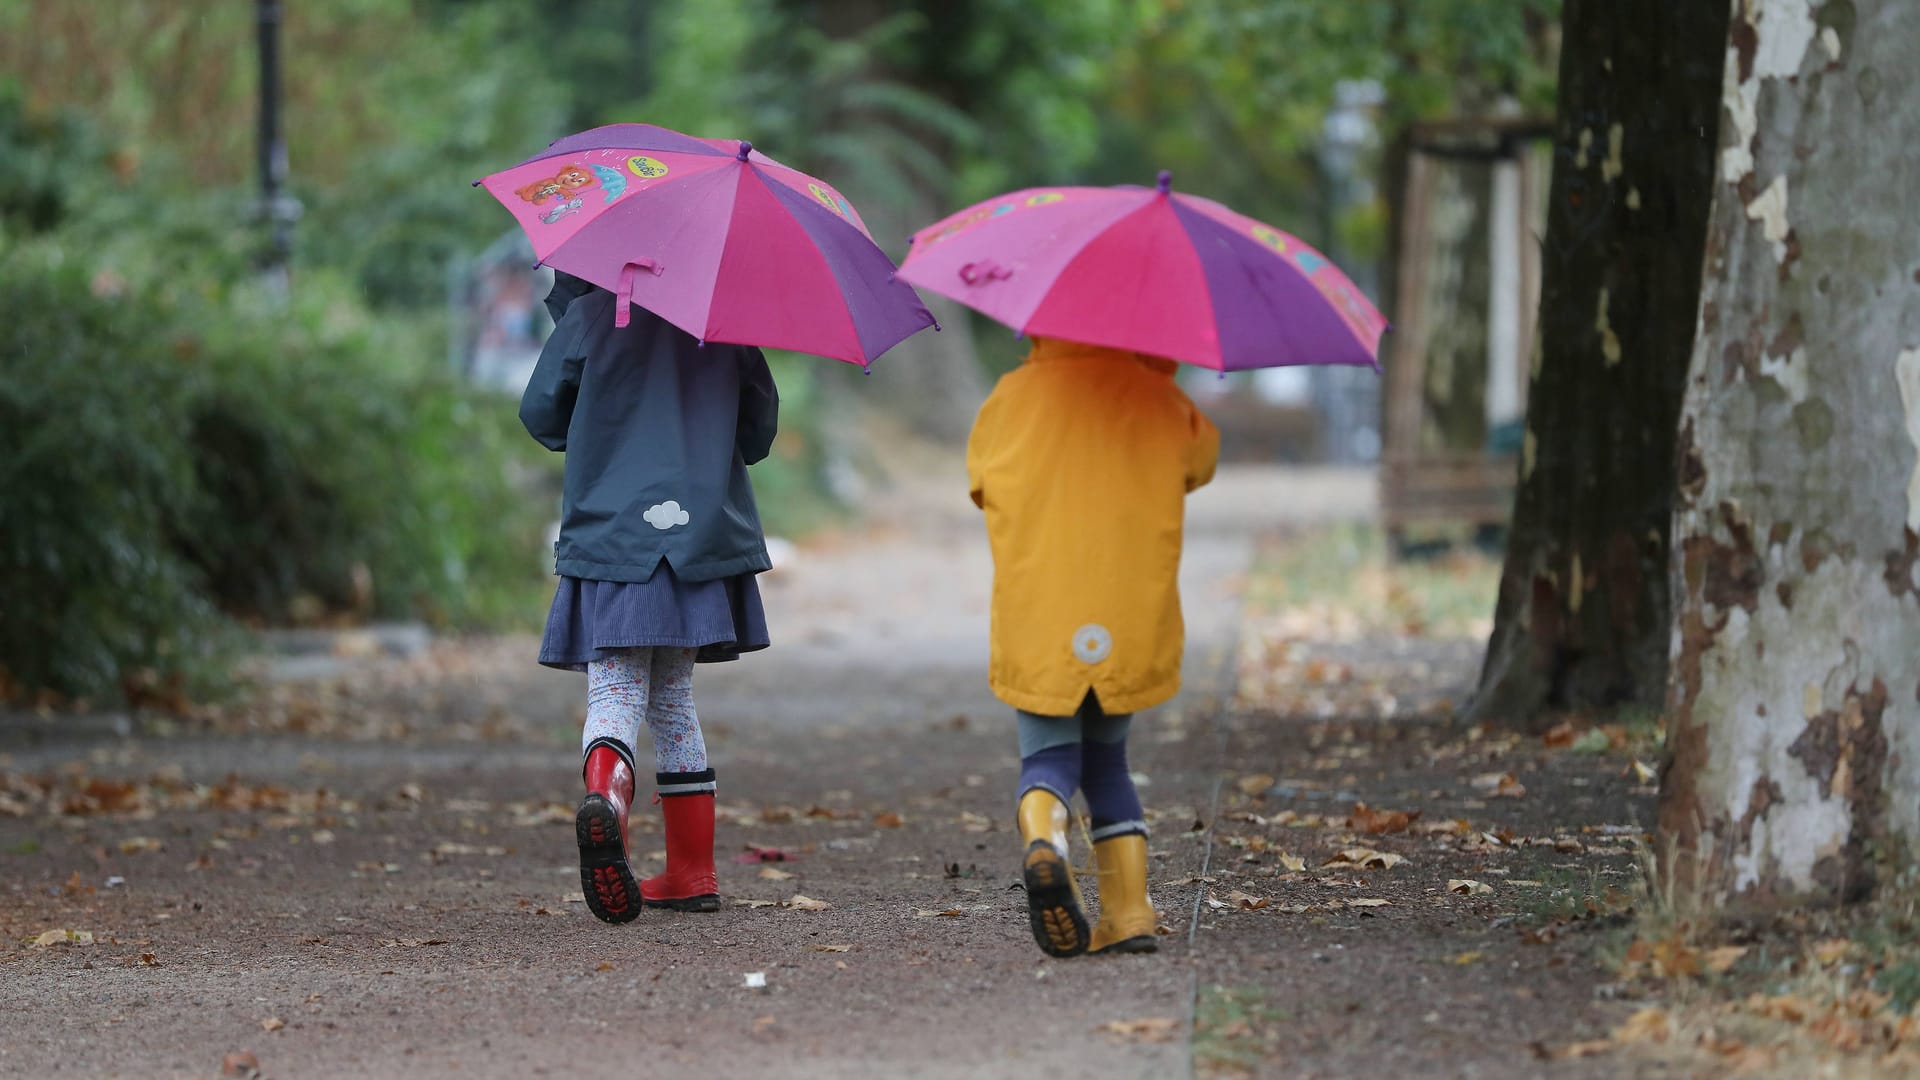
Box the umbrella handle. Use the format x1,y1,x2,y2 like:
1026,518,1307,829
614,258,665,328
958,260,1013,286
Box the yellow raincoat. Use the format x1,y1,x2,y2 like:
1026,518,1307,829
967,337,1220,716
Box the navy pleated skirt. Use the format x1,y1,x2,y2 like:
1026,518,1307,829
538,565,770,671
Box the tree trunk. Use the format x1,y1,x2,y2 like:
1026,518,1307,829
1467,0,1728,731
1659,0,1920,907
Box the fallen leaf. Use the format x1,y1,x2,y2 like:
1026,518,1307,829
260,1018,285,1033
1324,847,1404,870
1412,818,1473,836
758,867,795,881
1542,720,1578,748
914,908,966,918
1451,950,1485,965
119,836,164,854
1346,898,1391,908
1570,729,1612,754
1612,1006,1670,1044
1448,879,1493,896
753,1015,777,1032
1235,774,1275,797
1627,760,1657,784
1705,945,1749,974
310,829,335,845
594,961,614,972
1746,993,1811,1023
1470,772,1527,798
31,928,94,947
1650,937,1701,978
872,812,905,828
1098,1017,1180,1043
380,939,449,948
1276,853,1307,873
1812,938,1851,965
809,944,853,953
1346,803,1421,834
221,1051,261,1078
1534,1039,1613,1060
134,952,159,966
734,899,778,909
1226,890,1270,911
786,894,832,912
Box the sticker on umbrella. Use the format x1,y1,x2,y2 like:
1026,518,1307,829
920,190,1073,250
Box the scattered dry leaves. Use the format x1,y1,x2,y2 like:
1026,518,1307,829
1470,772,1527,798
1447,879,1493,896
786,894,832,912
1098,1017,1180,1043
1612,1007,1671,1044
1346,802,1420,834
1324,847,1405,870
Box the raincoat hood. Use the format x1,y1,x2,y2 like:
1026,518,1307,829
1025,336,1179,377
544,270,599,323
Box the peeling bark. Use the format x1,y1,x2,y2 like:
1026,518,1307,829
1659,0,1920,909
1470,0,1729,731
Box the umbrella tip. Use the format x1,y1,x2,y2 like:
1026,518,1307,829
737,140,753,161
1156,170,1172,195
862,362,873,376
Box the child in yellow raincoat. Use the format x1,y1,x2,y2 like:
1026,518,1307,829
967,335,1219,957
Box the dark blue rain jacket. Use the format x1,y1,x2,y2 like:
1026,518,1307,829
520,274,778,583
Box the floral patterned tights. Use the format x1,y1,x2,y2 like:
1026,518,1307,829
582,647,706,774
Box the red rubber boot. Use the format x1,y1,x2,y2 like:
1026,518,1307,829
576,739,640,924
641,769,720,912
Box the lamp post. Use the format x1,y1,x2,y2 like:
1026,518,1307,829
256,0,300,298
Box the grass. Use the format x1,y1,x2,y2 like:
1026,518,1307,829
1591,849,1920,1075
1240,523,1500,641
1192,984,1290,1078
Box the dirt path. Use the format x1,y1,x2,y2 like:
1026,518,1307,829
0,465,1649,1078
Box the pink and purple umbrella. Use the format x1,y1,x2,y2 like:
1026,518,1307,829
897,172,1386,372
478,124,935,367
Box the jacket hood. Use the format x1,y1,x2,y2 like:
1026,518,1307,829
544,270,599,323
1025,336,1180,377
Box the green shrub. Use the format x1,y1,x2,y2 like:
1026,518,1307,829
0,244,556,703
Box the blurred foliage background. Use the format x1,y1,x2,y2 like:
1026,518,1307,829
0,0,1558,704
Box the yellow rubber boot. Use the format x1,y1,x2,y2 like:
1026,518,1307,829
1088,833,1158,954
1017,789,1089,958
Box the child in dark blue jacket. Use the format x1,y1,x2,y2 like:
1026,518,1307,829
521,272,778,923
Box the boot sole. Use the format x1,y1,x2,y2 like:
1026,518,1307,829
1023,841,1089,958
576,794,641,924
1091,935,1160,955
642,893,722,913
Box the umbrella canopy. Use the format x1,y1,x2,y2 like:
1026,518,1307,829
897,172,1385,372
479,124,935,367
